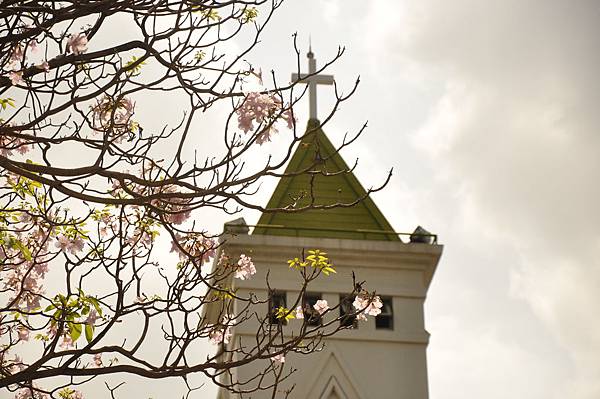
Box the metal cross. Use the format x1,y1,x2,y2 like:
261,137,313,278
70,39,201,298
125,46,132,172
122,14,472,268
291,47,334,120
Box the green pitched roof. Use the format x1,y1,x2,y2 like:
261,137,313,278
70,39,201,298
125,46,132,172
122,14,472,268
253,120,399,241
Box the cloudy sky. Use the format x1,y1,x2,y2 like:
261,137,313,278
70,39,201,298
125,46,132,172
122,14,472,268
12,1,597,398
222,1,599,398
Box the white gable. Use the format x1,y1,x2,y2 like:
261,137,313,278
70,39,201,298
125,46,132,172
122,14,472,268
308,351,363,399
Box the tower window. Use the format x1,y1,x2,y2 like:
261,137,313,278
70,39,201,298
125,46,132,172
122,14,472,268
375,297,393,330
269,291,287,325
303,292,322,326
339,294,357,329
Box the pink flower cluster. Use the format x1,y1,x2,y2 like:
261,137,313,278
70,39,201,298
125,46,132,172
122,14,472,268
208,315,235,345
0,132,31,156
270,353,285,363
2,32,60,85
233,254,256,280
209,326,232,345
67,33,88,55
55,235,85,255
352,294,383,321
236,92,294,145
13,387,50,399
93,353,103,367
9,71,23,85
170,232,216,264
91,95,135,135
147,184,193,225
2,240,50,313
313,299,329,315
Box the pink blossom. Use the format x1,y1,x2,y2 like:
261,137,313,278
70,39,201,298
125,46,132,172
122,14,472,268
60,334,74,349
170,233,215,263
46,324,57,340
294,305,304,319
356,313,367,322
33,263,49,278
217,252,231,267
99,225,109,237
16,142,31,154
8,355,26,374
234,254,256,280
72,390,84,399
67,33,88,55
9,71,23,85
93,353,103,367
255,128,274,145
17,326,30,341
283,108,295,130
366,296,383,316
236,91,293,145
121,97,135,116
85,309,98,326
14,386,50,399
27,41,39,54
353,294,383,317
55,235,70,251
91,95,136,132
270,353,285,363
164,209,191,225
313,299,329,315
209,326,232,345
352,295,369,312
38,61,50,72
55,235,85,255
127,227,154,248
9,45,23,66
237,92,279,134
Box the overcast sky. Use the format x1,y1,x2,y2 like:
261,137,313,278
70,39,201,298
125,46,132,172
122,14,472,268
19,1,598,398
224,1,600,398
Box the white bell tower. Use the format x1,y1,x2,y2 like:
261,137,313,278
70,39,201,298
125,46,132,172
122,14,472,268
210,50,443,399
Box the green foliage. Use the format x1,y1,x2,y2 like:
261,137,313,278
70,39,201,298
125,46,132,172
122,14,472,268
0,97,15,109
287,257,307,269
194,50,206,62
124,55,146,76
57,223,88,240
197,8,220,21
240,7,258,23
306,249,327,266
7,174,42,198
213,286,236,300
58,387,79,399
288,249,336,276
0,231,32,261
275,306,295,322
45,289,103,344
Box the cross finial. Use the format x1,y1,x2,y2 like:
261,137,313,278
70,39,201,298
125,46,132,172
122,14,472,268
291,46,334,121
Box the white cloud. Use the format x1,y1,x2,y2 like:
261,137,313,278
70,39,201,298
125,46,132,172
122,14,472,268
364,0,600,397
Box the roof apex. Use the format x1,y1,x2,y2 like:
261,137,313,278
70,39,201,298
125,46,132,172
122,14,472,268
253,120,399,241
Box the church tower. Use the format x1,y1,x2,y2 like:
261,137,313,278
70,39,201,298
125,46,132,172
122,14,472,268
212,51,443,399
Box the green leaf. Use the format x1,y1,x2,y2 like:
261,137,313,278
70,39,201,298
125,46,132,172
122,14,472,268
0,98,15,110
11,240,32,261
85,324,94,343
70,322,82,342
240,7,258,23
20,244,32,261
88,297,103,316
124,55,146,76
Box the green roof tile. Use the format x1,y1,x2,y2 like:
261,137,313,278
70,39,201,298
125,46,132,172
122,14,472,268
253,120,399,241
